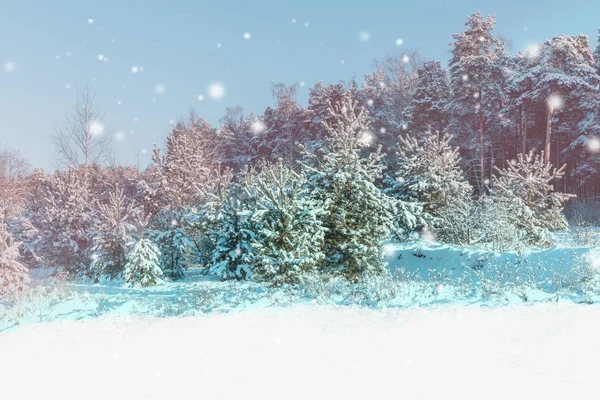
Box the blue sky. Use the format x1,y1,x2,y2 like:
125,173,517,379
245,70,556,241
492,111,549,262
1,0,599,170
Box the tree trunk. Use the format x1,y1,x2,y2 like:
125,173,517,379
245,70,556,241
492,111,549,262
545,105,553,165
522,104,528,155
479,114,485,193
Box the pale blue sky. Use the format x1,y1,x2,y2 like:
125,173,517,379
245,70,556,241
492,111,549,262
1,0,598,169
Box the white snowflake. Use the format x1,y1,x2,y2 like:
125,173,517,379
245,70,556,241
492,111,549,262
97,54,104,61
243,32,251,40
216,43,222,48
402,55,410,63
55,55,60,60
587,137,600,153
87,121,104,136
292,18,296,24
547,94,563,110
141,148,148,154
4,61,16,72
359,31,370,42
154,83,166,95
396,38,404,46
117,100,122,105
131,66,139,73
462,74,469,82
87,18,94,24
134,117,139,123
402,124,408,131
300,81,305,87
208,82,226,100
66,84,71,89
171,219,178,226
152,98,157,103
114,131,125,142
379,127,386,134
340,60,345,65
252,120,266,134
358,130,373,145
367,99,374,106
304,22,309,27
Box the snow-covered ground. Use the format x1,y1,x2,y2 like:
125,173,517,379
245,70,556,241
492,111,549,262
1,303,599,400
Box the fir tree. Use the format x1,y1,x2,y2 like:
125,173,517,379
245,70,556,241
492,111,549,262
90,187,138,279
392,129,474,244
486,152,575,247
123,237,162,287
407,61,451,135
303,93,396,282
150,211,191,280
248,160,326,285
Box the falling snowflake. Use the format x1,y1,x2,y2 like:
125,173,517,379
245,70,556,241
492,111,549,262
97,54,104,61
402,54,410,63
87,18,94,24
547,94,563,109
588,137,600,152
359,31,370,42
197,95,204,101
358,130,373,145
304,22,309,27
300,81,305,87
134,117,139,123
524,27,528,31
216,43,222,48
66,84,71,89
117,100,122,105
484,178,491,185
243,32,251,40
292,18,297,23
110,38,116,44
152,98,157,103
169,119,175,125
473,92,480,99
396,38,404,46
154,83,166,94
340,60,345,65
55,55,60,60
462,74,469,82
208,82,226,100
171,219,178,226
131,66,139,73
367,99,374,106
114,131,125,142
526,44,540,58
402,124,408,131
141,148,148,154
252,120,266,134
4,61,16,72
88,121,104,136
379,127,386,134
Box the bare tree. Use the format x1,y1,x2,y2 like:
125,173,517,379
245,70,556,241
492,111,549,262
53,84,112,169
0,148,30,218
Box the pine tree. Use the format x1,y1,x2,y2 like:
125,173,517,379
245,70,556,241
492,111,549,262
407,61,451,135
150,211,191,280
123,237,162,287
303,93,396,282
248,160,325,285
447,12,509,193
218,106,258,171
0,211,29,299
392,129,474,244
209,189,259,280
90,187,138,279
594,29,600,74
486,152,575,247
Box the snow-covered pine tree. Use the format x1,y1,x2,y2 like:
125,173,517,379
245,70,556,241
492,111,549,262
248,160,325,285
217,106,258,171
150,211,191,280
486,151,575,247
594,29,600,73
391,129,474,244
0,210,29,299
90,187,138,279
26,168,95,275
123,237,162,287
407,61,452,135
302,93,396,282
447,11,509,193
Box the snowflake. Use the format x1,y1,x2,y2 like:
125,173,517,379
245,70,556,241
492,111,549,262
292,19,297,24
484,178,491,185
359,31,370,42
588,137,600,153
197,95,204,101
154,83,166,95
55,55,60,60
462,74,469,82
252,120,266,134
243,32,251,40
340,60,345,65
396,38,403,46
114,131,125,142
367,99,374,106
87,121,104,136
379,127,386,134
402,55,410,63
358,130,373,146
66,52,71,57
152,98,157,103
97,54,104,61
171,219,178,226
216,43,222,48
133,117,139,123
87,18,94,24
547,94,563,110
473,92,480,99
66,84,71,89
117,100,122,105
4,61,16,72
402,124,408,131
208,82,226,99
169,119,175,125
304,22,309,27
131,66,139,73
141,148,148,154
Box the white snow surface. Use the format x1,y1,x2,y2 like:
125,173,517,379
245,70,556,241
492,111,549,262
1,303,599,399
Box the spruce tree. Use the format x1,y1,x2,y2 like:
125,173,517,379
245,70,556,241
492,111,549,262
123,237,162,287
0,211,29,299
407,61,451,135
303,93,395,282
248,160,325,285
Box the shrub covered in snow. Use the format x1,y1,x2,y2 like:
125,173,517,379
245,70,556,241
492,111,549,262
123,237,162,287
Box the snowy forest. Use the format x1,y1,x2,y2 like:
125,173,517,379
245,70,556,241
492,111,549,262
2,11,600,295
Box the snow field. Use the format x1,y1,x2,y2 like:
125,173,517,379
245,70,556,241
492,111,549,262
1,303,599,399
